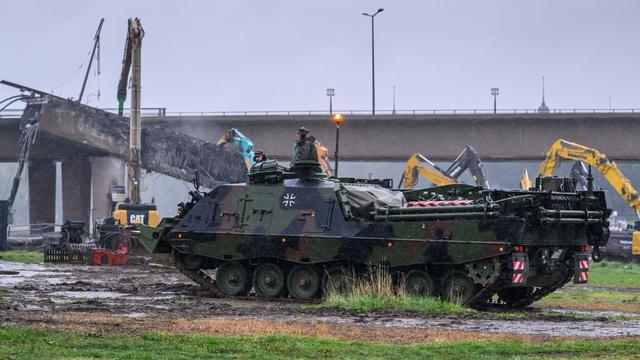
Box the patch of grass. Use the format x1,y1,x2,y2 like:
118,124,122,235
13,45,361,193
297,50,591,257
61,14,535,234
1,326,640,359
544,288,640,304
321,267,470,314
540,287,640,311
0,250,43,264
589,261,640,288
323,292,470,314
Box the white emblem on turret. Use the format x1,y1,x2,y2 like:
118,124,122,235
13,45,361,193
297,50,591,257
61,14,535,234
282,193,296,207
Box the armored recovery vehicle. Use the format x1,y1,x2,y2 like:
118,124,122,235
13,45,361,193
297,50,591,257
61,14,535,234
139,161,610,308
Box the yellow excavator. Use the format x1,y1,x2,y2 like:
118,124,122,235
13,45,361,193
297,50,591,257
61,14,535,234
522,139,640,255
112,18,159,227
400,146,490,189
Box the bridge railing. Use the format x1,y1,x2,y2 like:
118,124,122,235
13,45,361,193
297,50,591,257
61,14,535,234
0,109,25,118
3,107,640,118
143,108,640,117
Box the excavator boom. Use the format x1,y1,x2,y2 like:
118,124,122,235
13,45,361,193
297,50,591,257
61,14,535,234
400,146,490,189
117,18,143,117
399,154,461,189
444,146,490,189
537,139,640,217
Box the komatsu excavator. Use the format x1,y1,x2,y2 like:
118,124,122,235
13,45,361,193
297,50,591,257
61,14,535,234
400,146,490,189
526,139,640,217
523,139,640,257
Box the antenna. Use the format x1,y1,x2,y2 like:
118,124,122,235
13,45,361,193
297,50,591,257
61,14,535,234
537,76,549,113
392,85,396,114
78,18,105,103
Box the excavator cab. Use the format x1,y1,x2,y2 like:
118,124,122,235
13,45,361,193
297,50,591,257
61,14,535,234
633,222,640,256
109,186,160,227
113,203,159,227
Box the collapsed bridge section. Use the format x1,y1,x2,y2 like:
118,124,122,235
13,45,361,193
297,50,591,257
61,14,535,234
8,95,246,226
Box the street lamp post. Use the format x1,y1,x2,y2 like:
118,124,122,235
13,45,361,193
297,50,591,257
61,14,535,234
332,113,344,178
326,88,335,115
491,88,499,114
362,8,384,115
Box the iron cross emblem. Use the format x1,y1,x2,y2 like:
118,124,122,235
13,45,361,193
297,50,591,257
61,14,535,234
282,193,296,207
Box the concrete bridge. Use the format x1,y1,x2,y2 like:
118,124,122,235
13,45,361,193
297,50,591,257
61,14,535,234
144,112,640,162
0,96,244,227
2,105,640,225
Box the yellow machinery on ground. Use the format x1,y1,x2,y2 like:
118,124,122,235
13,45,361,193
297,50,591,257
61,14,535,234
113,203,160,227
523,139,640,255
400,146,489,189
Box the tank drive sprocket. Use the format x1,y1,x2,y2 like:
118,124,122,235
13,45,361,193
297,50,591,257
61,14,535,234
465,258,501,286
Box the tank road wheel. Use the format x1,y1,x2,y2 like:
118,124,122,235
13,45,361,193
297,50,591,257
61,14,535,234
253,263,286,298
215,262,252,296
322,267,350,296
404,270,435,297
442,271,477,305
287,265,320,300
497,286,534,308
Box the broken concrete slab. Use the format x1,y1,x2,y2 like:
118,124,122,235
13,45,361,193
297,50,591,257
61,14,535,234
24,96,246,186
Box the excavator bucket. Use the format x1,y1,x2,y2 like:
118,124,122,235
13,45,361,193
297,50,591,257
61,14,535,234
520,169,532,190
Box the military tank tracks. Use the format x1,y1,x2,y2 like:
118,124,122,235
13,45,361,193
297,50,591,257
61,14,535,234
172,253,564,310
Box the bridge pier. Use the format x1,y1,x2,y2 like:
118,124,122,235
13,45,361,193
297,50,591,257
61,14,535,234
28,160,56,225
61,158,91,227
90,156,125,221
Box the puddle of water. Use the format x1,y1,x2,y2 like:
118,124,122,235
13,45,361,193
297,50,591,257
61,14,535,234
51,291,128,299
549,308,640,318
127,295,174,301
274,315,640,338
124,312,147,318
22,305,51,312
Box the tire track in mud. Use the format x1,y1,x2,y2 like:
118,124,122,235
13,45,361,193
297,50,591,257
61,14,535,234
1,261,640,339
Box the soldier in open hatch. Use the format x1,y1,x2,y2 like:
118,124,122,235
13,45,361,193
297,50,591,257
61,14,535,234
291,127,319,166
253,149,267,163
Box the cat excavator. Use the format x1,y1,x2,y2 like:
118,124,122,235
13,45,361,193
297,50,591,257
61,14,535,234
113,17,159,227
522,139,640,257
399,145,490,189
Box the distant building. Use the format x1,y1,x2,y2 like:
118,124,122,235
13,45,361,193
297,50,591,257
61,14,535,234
538,76,550,113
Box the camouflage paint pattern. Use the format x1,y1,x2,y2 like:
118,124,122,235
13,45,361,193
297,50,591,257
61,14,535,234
140,174,609,271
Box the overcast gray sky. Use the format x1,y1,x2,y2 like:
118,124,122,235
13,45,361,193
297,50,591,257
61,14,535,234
1,1,639,112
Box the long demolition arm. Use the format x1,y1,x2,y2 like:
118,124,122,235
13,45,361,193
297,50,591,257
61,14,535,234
400,153,457,188
117,19,135,117
537,139,640,217
400,146,490,189
443,145,490,189
118,18,145,204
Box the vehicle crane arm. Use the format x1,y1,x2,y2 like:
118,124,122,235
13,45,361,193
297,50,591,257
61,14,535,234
400,146,490,189
117,18,144,116
537,139,640,217
442,145,490,189
399,153,457,188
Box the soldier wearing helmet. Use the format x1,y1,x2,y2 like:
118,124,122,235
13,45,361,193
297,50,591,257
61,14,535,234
253,149,267,163
292,127,319,166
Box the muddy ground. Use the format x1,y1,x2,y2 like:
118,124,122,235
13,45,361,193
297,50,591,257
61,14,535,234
1,260,640,344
